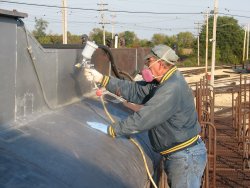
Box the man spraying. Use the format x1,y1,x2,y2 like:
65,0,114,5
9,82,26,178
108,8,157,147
85,45,207,188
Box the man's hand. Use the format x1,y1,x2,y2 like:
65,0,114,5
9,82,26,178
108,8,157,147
87,121,108,134
84,68,103,83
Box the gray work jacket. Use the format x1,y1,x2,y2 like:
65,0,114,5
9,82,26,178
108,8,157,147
105,68,201,153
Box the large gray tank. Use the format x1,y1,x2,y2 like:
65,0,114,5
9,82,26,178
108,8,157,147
0,9,162,188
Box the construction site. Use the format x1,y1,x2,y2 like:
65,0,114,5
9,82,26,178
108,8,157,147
1,7,250,188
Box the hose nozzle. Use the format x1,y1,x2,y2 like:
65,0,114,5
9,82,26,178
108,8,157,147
75,58,94,69
75,63,82,68
75,41,98,69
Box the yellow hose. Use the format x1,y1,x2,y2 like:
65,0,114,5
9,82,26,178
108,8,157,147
129,137,158,188
97,88,158,188
100,95,116,124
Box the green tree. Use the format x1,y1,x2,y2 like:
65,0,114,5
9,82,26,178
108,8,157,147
89,28,103,45
67,32,82,44
177,32,195,48
151,34,180,50
199,16,244,65
32,17,48,38
139,39,153,47
89,28,112,46
36,36,51,44
48,34,62,44
151,33,166,45
165,35,176,46
120,31,138,47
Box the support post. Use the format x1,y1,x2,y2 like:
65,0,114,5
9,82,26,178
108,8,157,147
210,0,218,87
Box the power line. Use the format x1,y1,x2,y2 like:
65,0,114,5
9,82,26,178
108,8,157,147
223,8,250,13
0,0,98,11
3,0,248,39
0,0,203,15
24,12,195,33
109,10,202,15
109,1,210,9
3,0,250,22
2,0,250,20
220,13,250,19
97,0,109,45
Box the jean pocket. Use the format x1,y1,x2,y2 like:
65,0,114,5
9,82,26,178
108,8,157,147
165,153,189,177
192,149,207,176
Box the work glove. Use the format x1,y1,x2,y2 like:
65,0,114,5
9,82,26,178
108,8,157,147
84,68,103,83
87,121,108,134
107,125,116,138
86,121,116,138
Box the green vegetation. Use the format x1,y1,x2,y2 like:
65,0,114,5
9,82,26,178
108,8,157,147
32,16,248,66
32,17,48,38
199,16,244,65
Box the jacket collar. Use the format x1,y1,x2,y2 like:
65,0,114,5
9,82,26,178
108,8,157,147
159,66,177,84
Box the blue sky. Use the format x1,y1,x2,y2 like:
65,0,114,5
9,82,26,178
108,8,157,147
1,0,250,39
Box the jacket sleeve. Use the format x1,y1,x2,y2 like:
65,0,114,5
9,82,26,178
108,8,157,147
111,81,180,137
101,75,156,105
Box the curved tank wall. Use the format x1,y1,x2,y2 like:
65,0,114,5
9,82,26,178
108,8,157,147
0,9,161,188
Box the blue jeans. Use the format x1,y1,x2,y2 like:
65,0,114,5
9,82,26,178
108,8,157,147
163,138,207,188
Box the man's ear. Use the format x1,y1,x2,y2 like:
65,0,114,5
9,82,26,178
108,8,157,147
159,60,166,68
159,61,171,72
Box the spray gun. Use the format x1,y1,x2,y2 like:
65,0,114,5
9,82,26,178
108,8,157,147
75,40,122,79
75,41,98,69
74,40,123,96
74,40,104,96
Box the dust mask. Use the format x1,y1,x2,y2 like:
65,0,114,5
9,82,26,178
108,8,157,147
141,68,154,82
141,59,161,82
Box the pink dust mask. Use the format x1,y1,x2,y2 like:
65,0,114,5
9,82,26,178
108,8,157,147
141,59,162,82
141,68,154,82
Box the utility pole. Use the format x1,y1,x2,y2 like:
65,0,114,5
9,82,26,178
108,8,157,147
210,0,218,87
98,0,109,45
195,22,202,66
205,10,209,74
114,34,118,48
62,0,67,44
247,24,249,60
243,26,247,63
110,13,116,40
